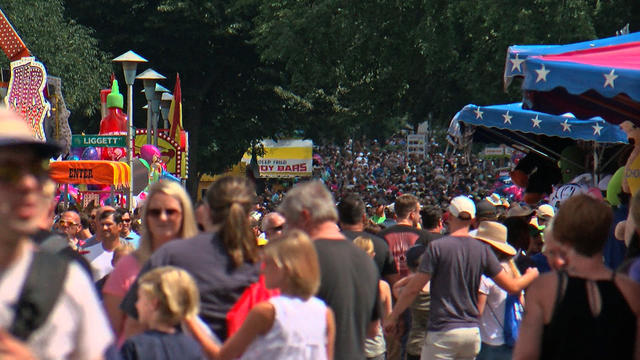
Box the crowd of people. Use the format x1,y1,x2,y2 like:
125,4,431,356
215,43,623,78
1,104,640,360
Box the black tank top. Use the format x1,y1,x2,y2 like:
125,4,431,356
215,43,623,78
541,272,636,359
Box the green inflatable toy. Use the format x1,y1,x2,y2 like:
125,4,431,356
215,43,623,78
606,167,624,206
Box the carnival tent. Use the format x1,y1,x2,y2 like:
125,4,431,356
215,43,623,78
519,41,640,126
50,160,131,187
453,103,627,144
504,32,640,88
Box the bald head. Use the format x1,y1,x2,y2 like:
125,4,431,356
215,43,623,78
262,212,285,240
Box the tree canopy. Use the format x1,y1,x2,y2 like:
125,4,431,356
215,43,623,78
4,0,639,196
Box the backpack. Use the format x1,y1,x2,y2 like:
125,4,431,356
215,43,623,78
503,293,524,347
225,275,280,337
9,251,69,341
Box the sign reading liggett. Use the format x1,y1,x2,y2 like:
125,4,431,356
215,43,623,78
72,135,126,147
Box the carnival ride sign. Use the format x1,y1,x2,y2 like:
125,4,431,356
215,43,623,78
134,129,188,179
4,57,50,141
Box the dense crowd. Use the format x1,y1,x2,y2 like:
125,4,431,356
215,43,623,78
2,105,640,360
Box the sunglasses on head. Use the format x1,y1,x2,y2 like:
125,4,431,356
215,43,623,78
148,208,181,218
0,159,50,185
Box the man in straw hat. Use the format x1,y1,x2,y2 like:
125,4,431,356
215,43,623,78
0,108,113,358
385,195,538,360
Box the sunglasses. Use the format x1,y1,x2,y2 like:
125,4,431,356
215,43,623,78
122,218,132,223
267,225,284,233
0,160,50,185
148,208,181,218
58,220,79,227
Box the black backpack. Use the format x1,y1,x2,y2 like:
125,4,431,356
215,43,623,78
9,251,69,341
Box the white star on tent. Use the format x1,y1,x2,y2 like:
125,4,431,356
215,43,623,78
474,108,483,119
592,123,603,136
535,65,550,83
510,55,525,72
531,115,541,128
502,111,512,124
603,69,618,88
561,119,572,132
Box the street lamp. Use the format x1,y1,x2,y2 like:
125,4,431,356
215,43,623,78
160,92,173,129
113,50,148,210
141,83,169,146
136,69,166,145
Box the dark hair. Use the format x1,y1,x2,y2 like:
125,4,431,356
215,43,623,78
337,194,365,225
115,207,130,218
502,217,530,251
395,194,419,219
420,205,442,230
100,210,122,224
79,213,90,229
553,194,612,257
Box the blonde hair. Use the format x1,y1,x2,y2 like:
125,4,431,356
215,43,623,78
115,241,135,255
262,229,320,300
353,236,374,256
138,266,200,326
207,176,258,268
136,181,199,264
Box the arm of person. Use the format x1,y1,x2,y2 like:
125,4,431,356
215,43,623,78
392,275,410,299
0,330,37,360
326,308,336,360
384,271,430,335
188,301,275,360
379,280,393,319
477,292,487,316
102,294,126,335
493,267,539,294
512,277,546,360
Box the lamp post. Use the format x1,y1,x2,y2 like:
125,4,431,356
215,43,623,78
141,83,169,146
160,92,173,129
113,50,148,210
136,69,166,145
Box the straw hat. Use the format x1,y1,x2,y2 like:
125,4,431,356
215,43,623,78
470,221,516,256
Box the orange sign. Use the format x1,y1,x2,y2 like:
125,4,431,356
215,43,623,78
49,160,130,187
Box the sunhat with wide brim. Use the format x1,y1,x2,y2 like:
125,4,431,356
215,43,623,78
470,221,516,256
0,109,61,157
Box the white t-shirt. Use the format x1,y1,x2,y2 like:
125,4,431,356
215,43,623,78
478,263,510,346
83,242,116,281
0,247,114,359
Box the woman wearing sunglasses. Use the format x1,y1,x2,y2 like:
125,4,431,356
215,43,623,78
102,180,198,345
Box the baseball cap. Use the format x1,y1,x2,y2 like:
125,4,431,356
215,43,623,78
537,204,555,218
449,195,476,219
475,199,497,219
0,108,61,157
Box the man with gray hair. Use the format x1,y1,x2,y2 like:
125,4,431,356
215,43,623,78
279,181,380,360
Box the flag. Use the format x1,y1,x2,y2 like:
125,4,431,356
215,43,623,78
168,73,182,144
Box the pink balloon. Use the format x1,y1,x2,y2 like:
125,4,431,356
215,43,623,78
140,144,161,164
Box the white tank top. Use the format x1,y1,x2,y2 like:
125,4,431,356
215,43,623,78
240,295,328,360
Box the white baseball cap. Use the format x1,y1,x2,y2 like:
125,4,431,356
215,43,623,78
449,195,476,219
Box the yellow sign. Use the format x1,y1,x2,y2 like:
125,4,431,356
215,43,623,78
625,153,640,196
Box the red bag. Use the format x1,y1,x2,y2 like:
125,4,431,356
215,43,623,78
226,275,279,337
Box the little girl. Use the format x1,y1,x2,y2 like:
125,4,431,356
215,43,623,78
120,266,204,360
186,229,336,360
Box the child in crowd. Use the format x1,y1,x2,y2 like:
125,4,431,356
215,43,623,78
353,236,392,360
120,266,204,360
186,229,336,359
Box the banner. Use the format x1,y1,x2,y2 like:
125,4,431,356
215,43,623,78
242,139,312,178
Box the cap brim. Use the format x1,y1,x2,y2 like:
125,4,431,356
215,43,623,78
0,139,62,158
